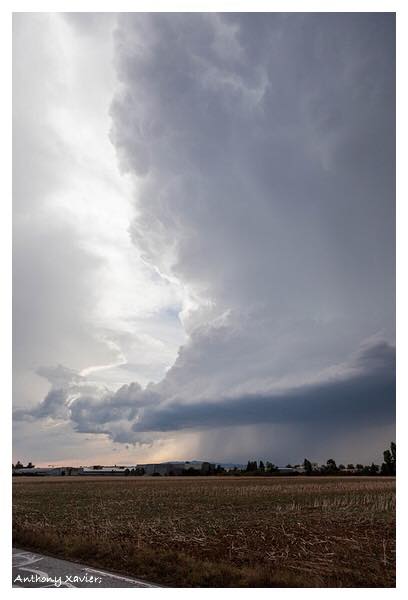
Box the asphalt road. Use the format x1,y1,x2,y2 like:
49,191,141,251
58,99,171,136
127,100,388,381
12,548,158,588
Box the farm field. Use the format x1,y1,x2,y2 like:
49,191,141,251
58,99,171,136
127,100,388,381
13,476,395,587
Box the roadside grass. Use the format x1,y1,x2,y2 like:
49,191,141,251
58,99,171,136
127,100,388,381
13,476,395,587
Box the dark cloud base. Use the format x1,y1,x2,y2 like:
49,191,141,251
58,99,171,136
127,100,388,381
132,368,394,434
14,340,395,450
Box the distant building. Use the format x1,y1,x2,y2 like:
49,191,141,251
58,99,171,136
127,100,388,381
276,467,297,475
137,461,215,476
12,461,217,477
12,466,82,476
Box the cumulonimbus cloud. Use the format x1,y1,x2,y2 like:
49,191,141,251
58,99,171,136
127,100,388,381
14,14,395,459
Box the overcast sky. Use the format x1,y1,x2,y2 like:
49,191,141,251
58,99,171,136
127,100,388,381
13,12,395,466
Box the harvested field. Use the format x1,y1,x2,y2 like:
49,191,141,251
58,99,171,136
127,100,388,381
12,476,395,587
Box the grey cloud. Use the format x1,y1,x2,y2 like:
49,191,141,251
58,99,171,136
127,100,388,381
131,340,395,434
14,388,70,422
69,383,161,431
106,13,395,463
15,13,395,462
14,367,161,446
111,13,394,332
36,364,82,387
15,339,395,451
13,364,82,422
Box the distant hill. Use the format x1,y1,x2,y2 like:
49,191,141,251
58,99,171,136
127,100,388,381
189,460,246,469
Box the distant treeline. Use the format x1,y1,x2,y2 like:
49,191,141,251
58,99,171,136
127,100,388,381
177,442,396,477
227,442,396,477
13,442,396,477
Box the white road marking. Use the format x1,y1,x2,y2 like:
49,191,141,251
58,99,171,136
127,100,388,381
13,551,44,567
12,548,159,587
20,567,52,578
19,566,75,587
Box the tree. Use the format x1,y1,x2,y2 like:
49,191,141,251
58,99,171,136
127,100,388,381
369,463,379,475
265,462,278,474
259,460,265,473
14,461,24,469
303,459,313,475
391,442,396,463
381,442,396,475
338,464,345,471
383,449,392,466
26,462,35,469
347,464,355,470
325,459,338,474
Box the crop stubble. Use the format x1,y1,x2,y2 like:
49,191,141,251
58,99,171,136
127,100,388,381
12,476,395,587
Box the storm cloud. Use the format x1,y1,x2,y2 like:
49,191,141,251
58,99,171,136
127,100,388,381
14,337,395,461
13,13,395,464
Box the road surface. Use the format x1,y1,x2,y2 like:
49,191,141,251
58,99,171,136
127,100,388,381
12,548,158,588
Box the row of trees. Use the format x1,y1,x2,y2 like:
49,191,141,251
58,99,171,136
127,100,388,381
124,467,146,476
12,461,35,469
240,442,396,477
245,460,279,473
126,465,228,476
302,458,393,476
312,442,395,476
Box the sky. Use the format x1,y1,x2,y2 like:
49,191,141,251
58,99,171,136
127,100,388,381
13,12,395,467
